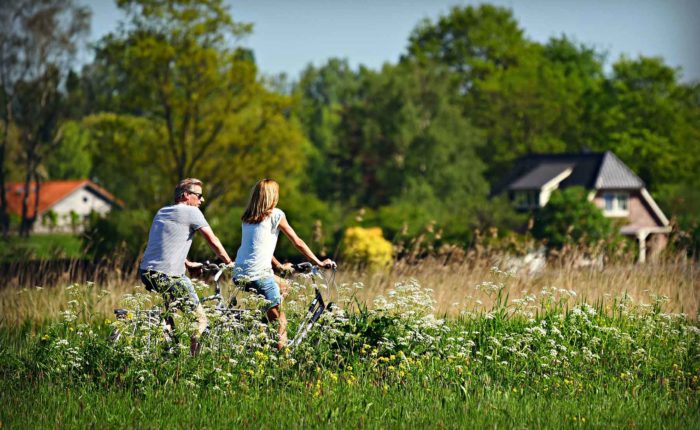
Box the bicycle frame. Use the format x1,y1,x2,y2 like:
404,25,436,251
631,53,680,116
288,262,337,350
110,305,177,351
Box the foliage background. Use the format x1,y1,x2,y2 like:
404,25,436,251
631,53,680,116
1,1,698,261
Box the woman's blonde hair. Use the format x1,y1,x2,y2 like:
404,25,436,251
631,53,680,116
241,179,279,224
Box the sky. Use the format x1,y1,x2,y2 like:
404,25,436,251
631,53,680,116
87,0,700,83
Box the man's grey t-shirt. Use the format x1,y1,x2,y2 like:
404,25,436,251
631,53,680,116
140,204,209,276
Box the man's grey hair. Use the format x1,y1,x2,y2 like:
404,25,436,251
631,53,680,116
174,178,203,202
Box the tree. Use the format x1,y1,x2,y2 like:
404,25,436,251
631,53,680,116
0,0,89,236
595,56,700,191
293,58,363,197
403,6,611,184
89,0,306,211
295,59,490,242
45,120,92,179
405,4,529,90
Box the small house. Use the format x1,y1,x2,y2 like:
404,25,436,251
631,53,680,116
494,151,671,262
4,179,122,233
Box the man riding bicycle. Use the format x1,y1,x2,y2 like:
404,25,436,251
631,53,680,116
139,178,233,356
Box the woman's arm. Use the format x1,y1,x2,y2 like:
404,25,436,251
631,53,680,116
278,216,333,267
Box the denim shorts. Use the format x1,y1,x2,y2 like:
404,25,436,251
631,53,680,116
234,277,281,310
139,269,200,308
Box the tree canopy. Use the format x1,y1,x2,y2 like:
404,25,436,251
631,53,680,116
2,1,699,260
86,0,307,210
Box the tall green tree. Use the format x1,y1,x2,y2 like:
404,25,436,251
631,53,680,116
89,0,306,210
293,58,363,197
45,120,91,179
471,37,607,179
595,56,700,190
405,6,609,182
0,0,90,236
406,4,529,90
295,59,491,241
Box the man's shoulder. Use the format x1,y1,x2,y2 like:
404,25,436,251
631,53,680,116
153,204,173,217
166,204,202,215
156,204,204,219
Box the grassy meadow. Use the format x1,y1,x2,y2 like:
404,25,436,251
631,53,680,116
1,257,698,428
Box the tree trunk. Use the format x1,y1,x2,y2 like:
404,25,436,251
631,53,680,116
31,176,40,233
19,139,38,237
0,100,11,237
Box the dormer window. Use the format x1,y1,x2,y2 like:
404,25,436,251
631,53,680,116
603,192,629,216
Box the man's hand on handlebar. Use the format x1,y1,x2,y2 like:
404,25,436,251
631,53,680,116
319,259,336,270
275,262,294,275
185,260,204,277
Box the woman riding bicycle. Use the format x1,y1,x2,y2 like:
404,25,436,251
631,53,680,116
234,179,334,350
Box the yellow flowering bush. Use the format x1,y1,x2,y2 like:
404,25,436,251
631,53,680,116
342,227,394,270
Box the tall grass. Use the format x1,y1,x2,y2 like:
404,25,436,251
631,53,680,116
1,254,698,325
343,255,700,317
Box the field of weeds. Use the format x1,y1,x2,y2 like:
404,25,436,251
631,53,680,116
0,260,699,428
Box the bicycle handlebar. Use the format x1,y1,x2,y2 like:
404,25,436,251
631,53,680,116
292,261,337,273
195,260,337,279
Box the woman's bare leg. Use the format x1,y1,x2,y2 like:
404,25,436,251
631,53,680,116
274,275,289,298
267,305,288,350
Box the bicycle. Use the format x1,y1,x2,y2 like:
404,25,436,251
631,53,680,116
286,261,338,350
109,261,339,354
109,263,243,355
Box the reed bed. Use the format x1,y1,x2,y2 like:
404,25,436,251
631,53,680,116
1,254,697,325
343,256,700,317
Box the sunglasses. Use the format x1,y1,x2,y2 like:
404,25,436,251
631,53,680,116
187,190,204,199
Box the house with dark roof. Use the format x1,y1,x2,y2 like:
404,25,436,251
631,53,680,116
4,179,122,234
493,151,671,262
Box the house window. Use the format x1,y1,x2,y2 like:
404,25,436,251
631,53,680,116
513,190,539,209
602,192,629,216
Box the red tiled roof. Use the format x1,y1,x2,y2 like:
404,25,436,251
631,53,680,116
4,179,122,218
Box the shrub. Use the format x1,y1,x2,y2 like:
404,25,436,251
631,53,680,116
41,210,58,232
532,187,617,251
341,226,393,270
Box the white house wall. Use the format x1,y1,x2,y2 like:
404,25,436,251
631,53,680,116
34,187,114,233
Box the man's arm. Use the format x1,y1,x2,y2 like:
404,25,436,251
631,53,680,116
272,255,292,272
197,226,233,265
